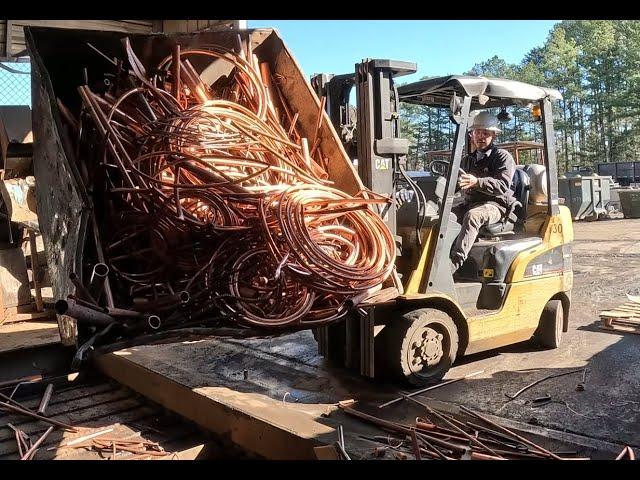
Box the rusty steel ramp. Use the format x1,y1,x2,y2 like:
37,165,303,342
94,331,626,460
0,372,233,460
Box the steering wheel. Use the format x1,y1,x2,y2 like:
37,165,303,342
429,159,466,178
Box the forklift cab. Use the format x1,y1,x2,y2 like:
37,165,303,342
313,69,574,387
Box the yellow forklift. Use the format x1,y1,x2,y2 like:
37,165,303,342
312,66,574,386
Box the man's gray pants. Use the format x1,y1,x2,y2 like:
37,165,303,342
450,203,504,271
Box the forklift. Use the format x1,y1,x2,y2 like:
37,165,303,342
311,64,574,386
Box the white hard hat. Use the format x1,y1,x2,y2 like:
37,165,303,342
469,111,501,133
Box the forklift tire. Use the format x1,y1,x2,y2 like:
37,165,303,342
376,308,458,387
534,299,563,349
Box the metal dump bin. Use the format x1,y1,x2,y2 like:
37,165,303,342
559,175,612,220
618,188,640,218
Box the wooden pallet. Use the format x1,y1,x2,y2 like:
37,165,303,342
599,298,640,335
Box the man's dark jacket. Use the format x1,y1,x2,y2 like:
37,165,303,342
460,143,516,210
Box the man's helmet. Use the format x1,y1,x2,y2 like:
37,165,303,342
468,111,501,133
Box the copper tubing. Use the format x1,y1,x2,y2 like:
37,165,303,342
404,396,504,458
0,400,78,431
20,426,54,460
90,263,109,299
172,44,181,100
36,384,54,415
459,405,563,460
147,315,161,330
105,307,144,318
64,37,395,332
55,298,115,327
69,272,99,306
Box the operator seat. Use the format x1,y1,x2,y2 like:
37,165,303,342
478,167,530,237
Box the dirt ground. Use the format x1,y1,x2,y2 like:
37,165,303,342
429,218,640,447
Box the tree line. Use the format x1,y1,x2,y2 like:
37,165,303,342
401,20,640,174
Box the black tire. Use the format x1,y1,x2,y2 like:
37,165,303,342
535,299,563,349
375,308,459,387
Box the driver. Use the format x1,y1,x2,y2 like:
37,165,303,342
450,111,516,273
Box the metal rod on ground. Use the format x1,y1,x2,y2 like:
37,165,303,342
615,446,634,460
505,368,585,401
8,424,27,457
341,406,413,435
403,395,505,459
49,428,114,450
0,400,78,431
0,391,30,411
459,405,562,460
414,430,469,455
21,426,54,460
0,375,43,389
378,370,484,408
410,430,422,460
416,434,449,460
9,382,22,400
37,384,54,415
334,441,351,460
28,231,44,312
15,429,24,457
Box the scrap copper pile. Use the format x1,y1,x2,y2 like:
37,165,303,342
342,403,592,460
1,381,78,460
56,35,395,338
55,429,170,460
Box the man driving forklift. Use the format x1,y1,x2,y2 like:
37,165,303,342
313,67,574,387
451,112,516,273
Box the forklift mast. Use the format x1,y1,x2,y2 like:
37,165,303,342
311,60,416,378
312,59,417,238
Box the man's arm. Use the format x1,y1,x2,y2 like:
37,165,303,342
475,150,515,196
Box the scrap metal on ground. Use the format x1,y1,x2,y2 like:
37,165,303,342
340,402,636,460
54,35,395,355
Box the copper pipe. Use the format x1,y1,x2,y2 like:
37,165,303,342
55,298,115,327
0,400,77,431
459,405,562,460
172,44,181,100
90,263,109,300
69,272,99,306
36,384,54,415
21,426,54,460
404,396,504,459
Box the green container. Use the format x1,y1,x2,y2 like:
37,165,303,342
618,189,640,218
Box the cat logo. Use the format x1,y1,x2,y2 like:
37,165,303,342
375,158,390,170
483,268,494,279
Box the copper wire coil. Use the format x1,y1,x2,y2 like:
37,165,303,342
71,36,394,331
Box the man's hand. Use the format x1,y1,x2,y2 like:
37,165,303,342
459,173,479,190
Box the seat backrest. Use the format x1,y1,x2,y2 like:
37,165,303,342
512,167,530,223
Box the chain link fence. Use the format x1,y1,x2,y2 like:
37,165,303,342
0,62,31,106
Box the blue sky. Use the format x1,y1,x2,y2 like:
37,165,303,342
248,20,559,84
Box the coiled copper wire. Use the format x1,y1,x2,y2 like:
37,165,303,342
74,36,395,330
